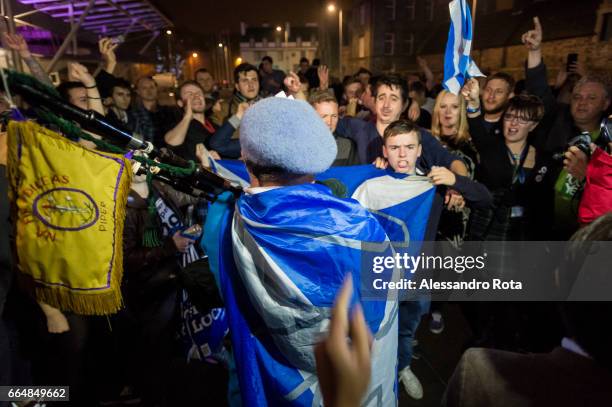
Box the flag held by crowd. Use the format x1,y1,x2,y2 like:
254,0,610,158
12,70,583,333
443,0,485,94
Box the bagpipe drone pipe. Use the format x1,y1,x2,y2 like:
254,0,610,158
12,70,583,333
0,68,242,201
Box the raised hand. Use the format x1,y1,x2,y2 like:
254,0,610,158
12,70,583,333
236,102,250,120
283,71,302,95
182,96,194,121
407,99,421,122
99,37,118,73
460,78,480,108
416,56,428,71
3,33,30,58
521,16,542,51
568,59,586,76
318,65,329,90
68,62,96,87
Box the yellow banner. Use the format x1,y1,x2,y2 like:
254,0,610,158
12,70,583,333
7,121,132,315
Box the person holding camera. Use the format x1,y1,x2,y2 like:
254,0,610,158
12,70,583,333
523,17,611,239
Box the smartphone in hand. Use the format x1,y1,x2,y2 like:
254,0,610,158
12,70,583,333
180,224,202,240
566,53,578,73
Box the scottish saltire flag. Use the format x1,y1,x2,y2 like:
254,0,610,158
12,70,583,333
210,160,436,245
210,159,249,187
319,165,435,246
443,0,485,94
204,162,435,406
204,186,399,406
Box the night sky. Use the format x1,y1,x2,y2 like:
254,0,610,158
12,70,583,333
151,0,331,36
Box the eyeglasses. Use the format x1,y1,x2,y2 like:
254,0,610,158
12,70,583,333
503,113,531,124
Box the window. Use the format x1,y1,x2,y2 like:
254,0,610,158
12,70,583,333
424,0,434,22
384,0,396,21
405,0,416,20
602,13,612,41
384,33,395,56
402,33,414,55
358,36,365,58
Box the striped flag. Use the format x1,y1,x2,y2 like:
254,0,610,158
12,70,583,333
203,162,436,405
443,0,484,95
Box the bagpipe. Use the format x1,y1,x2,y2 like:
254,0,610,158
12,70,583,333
1,69,241,316
0,68,242,201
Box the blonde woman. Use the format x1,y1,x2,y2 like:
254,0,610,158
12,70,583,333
430,90,478,177
428,90,484,335
430,91,479,247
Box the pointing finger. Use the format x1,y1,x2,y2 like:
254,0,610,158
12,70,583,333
533,16,541,32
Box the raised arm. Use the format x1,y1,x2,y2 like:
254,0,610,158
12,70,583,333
417,56,435,91
283,72,307,101
3,33,53,87
68,62,105,116
522,17,543,69
461,78,498,152
99,37,118,75
521,17,558,150
317,65,329,91
209,119,242,159
164,97,193,146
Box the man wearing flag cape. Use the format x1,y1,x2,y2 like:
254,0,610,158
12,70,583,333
205,97,399,406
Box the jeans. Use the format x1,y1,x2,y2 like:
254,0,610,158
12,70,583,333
398,298,430,370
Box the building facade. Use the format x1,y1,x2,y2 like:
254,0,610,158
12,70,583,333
343,0,612,80
239,24,319,73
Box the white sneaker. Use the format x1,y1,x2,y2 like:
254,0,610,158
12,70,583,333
399,366,423,399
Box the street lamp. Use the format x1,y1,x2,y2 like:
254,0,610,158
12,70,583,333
275,25,282,32
192,52,198,58
218,42,223,48
327,3,343,77
166,29,172,35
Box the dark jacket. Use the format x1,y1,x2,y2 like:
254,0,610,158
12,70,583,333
525,61,578,155
443,346,612,407
467,115,557,241
122,182,196,309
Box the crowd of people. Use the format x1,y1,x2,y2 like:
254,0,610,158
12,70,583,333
1,14,612,407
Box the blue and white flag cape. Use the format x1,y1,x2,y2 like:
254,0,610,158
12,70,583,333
443,0,485,94
209,161,435,245
204,162,435,406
